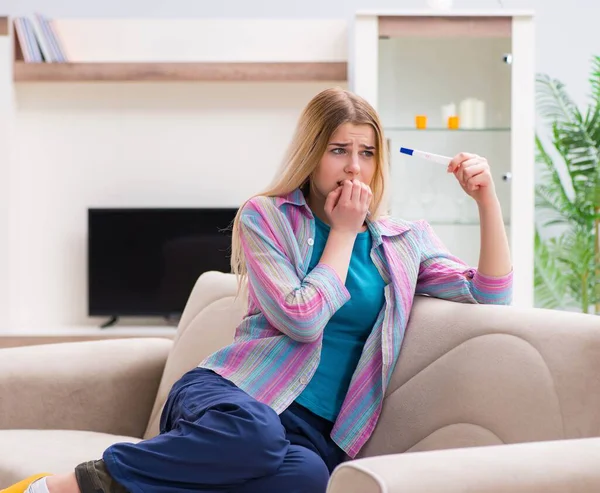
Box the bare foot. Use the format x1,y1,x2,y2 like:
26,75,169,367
46,473,81,493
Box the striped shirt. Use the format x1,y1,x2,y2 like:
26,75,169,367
199,188,512,457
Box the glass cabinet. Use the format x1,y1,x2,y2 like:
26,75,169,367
351,10,535,307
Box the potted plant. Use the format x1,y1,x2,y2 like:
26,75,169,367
534,56,600,314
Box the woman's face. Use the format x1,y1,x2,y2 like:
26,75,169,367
311,123,377,199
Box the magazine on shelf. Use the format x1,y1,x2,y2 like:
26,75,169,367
13,14,67,63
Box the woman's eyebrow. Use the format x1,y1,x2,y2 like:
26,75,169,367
328,142,376,150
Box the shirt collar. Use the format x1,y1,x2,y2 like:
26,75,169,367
274,188,308,208
366,216,412,247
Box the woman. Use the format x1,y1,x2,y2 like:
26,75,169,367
7,87,512,493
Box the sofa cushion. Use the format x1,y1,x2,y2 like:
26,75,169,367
0,430,139,489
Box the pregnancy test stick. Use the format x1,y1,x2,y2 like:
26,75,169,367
399,147,452,166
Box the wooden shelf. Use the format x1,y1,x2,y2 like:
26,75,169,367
379,15,511,38
13,61,348,82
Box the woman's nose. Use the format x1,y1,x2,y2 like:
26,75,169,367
345,154,360,174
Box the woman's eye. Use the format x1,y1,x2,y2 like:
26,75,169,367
331,148,374,157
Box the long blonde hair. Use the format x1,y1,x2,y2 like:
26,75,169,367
230,87,389,288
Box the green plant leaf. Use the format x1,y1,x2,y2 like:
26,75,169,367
534,228,577,309
536,74,579,124
589,55,600,105
535,62,599,314
537,73,600,215
535,136,584,226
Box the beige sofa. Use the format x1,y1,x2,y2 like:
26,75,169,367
1,271,600,492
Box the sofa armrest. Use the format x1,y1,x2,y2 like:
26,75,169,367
0,338,172,438
328,437,600,493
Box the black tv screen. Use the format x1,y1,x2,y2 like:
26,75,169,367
87,208,238,319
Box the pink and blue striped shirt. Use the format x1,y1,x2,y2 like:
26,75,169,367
199,188,513,458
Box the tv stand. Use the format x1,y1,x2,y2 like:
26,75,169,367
100,316,119,329
164,313,181,326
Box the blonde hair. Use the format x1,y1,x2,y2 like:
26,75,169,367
230,87,389,288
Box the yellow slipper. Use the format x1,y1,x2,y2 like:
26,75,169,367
1,474,53,493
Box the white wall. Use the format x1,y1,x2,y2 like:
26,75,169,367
8,82,341,329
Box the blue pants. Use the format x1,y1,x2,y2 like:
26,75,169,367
102,367,346,493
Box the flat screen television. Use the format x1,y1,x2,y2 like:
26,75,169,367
87,207,238,326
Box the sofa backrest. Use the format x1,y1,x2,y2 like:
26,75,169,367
356,296,600,458
144,271,600,457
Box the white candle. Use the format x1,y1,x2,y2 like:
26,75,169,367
474,99,486,129
459,98,475,129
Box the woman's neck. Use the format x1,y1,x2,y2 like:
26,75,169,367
306,192,330,226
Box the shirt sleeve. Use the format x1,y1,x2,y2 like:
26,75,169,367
239,197,351,343
415,220,513,305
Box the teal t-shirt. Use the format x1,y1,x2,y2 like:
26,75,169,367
295,215,386,422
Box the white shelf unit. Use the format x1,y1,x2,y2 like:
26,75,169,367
1,17,349,332
350,10,535,308
0,325,177,349
0,325,177,336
